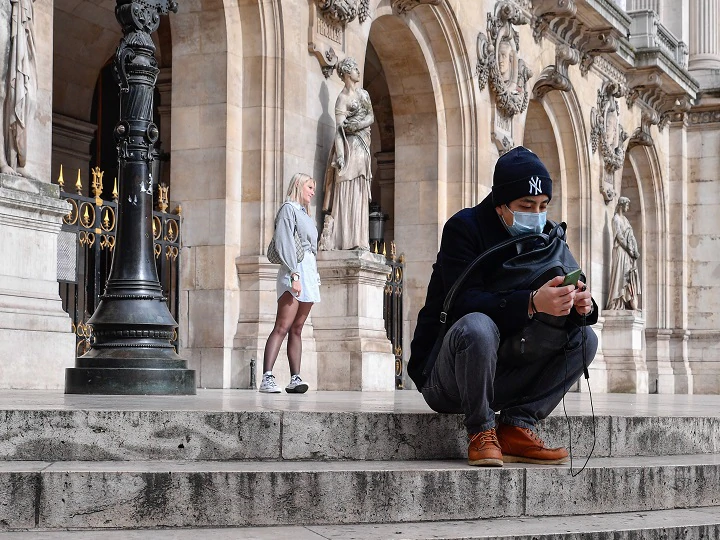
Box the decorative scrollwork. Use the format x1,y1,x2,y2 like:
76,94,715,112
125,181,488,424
100,207,116,232
165,219,179,243
79,231,96,247
154,243,162,259
152,216,162,240
165,245,179,261
79,202,96,229
100,235,116,251
63,198,79,225
476,1,533,119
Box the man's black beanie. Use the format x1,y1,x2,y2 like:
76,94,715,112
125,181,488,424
492,146,553,207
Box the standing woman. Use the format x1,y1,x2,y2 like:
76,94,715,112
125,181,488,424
260,173,320,393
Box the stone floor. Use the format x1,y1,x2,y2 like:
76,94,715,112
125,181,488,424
3,388,720,417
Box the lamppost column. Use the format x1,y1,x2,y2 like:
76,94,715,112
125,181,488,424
65,0,196,395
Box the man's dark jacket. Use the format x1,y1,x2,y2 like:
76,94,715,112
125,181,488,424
408,194,598,390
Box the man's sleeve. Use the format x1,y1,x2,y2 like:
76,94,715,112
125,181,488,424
439,217,531,337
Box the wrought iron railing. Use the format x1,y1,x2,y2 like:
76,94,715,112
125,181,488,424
56,166,181,357
378,241,405,389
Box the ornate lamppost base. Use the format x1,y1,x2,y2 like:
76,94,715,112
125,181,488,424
65,368,196,395
65,348,197,395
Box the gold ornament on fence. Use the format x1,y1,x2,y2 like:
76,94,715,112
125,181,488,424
157,184,169,213
58,164,65,190
91,167,105,199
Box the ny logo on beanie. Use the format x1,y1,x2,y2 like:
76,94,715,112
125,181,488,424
529,176,543,195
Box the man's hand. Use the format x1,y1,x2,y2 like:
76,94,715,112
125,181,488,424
573,279,593,315
532,275,576,316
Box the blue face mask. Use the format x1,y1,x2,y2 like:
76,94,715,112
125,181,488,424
503,205,547,236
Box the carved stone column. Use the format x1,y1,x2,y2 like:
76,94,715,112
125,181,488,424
689,0,720,73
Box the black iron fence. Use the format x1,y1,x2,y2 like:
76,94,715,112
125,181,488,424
56,166,181,357
379,241,405,389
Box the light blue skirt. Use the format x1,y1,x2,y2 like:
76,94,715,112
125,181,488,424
276,250,321,304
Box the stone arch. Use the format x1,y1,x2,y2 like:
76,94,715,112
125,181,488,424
620,144,668,329
522,89,592,272
363,1,476,380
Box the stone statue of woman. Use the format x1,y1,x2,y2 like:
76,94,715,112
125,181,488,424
606,196,641,310
0,0,36,177
321,57,375,251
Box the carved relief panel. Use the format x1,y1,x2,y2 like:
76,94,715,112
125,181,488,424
309,0,369,77
476,1,533,154
590,81,628,203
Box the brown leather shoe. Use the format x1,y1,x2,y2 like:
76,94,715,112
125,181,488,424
496,423,569,464
468,428,503,467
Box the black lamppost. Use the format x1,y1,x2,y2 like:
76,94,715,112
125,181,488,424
65,0,196,394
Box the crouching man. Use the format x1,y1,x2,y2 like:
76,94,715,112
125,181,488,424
409,146,598,467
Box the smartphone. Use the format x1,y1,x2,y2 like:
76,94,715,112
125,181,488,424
560,268,582,287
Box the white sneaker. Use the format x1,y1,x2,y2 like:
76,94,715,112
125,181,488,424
259,373,281,393
286,374,309,394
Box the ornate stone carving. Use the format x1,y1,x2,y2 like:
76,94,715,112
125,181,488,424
532,0,577,43
476,1,533,118
627,111,654,150
316,0,358,25
358,0,370,23
578,30,620,75
532,43,580,100
688,110,720,125
532,0,620,82
591,82,628,202
392,0,441,15
476,1,533,153
626,71,693,132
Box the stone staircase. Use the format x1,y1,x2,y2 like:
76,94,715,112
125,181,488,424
0,391,719,538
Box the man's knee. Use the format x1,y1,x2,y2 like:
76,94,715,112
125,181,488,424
448,313,500,351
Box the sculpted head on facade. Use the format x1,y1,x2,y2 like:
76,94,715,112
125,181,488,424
497,38,515,85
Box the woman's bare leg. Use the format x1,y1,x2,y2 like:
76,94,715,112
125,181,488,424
263,292,299,373
287,302,313,375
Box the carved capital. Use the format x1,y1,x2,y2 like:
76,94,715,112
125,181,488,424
476,1,533,118
392,0,441,15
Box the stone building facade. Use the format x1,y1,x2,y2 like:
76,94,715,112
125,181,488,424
2,0,720,393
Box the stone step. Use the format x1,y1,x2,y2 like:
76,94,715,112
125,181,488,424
1,408,718,461
1,455,719,530
1,507,720,539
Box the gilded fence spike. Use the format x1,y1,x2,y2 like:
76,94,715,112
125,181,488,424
75,169,83,195
112,177,119,201
58,164,65,190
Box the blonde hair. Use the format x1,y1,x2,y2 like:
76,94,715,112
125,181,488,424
285,173,315,213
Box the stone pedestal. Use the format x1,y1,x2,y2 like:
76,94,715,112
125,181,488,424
0,175,75,389
312,250,395,391
602,310,648,393
232,256,318,391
